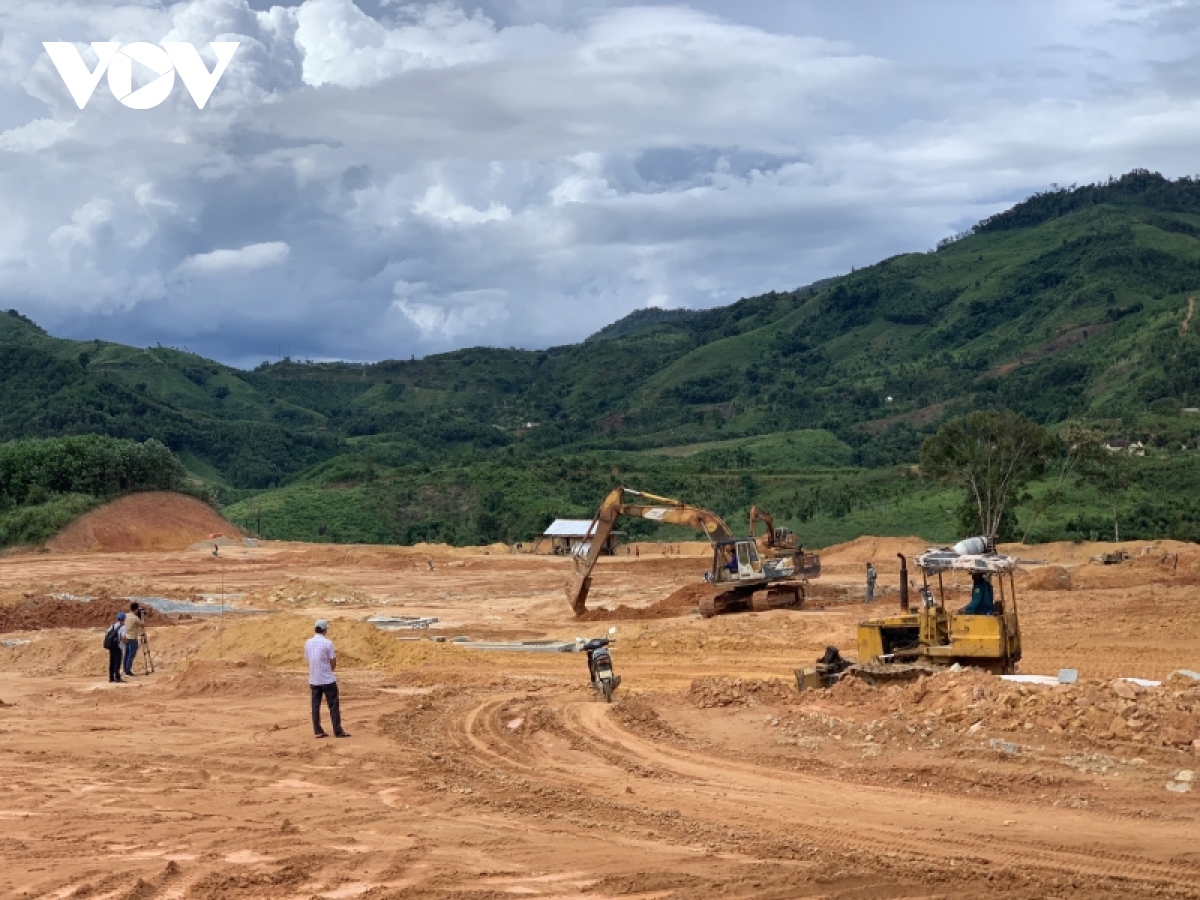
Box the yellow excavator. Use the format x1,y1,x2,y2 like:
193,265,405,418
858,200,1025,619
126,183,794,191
749,505,801,554
566,487,813,618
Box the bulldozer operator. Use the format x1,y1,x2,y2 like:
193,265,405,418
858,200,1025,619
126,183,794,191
960,571,995,616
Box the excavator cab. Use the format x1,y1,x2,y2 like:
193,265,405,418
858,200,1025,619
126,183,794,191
711,539,763,583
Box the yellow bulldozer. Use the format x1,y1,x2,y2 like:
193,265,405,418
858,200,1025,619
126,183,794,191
796,545,1022,689
566,487,818,618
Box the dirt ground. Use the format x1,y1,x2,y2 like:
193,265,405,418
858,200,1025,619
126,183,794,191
1,535,1199,899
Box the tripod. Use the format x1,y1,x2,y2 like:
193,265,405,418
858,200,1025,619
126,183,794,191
141,630,156,675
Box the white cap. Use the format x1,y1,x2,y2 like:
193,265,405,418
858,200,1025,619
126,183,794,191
315,619,329,631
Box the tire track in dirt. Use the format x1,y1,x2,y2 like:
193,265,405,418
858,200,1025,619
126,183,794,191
448,693,1200,892
563,701,1200,888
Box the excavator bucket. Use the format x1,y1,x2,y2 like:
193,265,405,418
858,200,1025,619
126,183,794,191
566,575,592,616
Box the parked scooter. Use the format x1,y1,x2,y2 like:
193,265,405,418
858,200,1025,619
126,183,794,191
577,627,620,702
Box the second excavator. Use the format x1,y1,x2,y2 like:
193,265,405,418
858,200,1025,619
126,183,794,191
565,487,817,618
750,505,804,555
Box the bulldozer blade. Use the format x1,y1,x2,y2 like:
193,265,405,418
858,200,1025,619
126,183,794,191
567,576,592,616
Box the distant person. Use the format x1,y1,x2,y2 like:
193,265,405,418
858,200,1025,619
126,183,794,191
103,612,125,683
865,562,877,604
305,619,349,739
426,559,434,571
634,547,640,560
960,571,995,615
122,603,144,676
212,543,220,557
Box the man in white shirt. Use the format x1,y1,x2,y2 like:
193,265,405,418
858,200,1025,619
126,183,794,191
304,619,349,738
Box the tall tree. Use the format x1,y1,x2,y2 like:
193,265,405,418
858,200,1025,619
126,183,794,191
1076,443,1134,542
920,410,1057,540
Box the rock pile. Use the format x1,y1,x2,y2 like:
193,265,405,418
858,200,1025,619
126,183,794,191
242,578,377,607
689,677,794,709
801,667,1200,754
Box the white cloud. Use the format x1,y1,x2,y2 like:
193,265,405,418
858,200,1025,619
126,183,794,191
49,199,114,253
414,183,512,224
293,0,511,87
393,282,509,339
175,241,290,277
0,117,71,152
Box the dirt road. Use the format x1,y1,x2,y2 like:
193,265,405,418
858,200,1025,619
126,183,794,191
1,537,1198,898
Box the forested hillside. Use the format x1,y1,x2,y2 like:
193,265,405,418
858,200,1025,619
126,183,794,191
5,170,1200,546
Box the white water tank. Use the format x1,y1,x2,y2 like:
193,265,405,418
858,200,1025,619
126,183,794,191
953,536,989,556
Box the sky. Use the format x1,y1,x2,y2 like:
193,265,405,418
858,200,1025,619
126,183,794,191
3,1,1200,367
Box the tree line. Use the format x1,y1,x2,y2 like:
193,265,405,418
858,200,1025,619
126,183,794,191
0,435,198,510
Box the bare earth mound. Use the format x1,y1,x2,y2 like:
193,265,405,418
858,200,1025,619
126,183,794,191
170,657,294,698
577,581,711,621
816,535,933,567
0,594,176,633
46,492,242,553
196,614,478,670
1024,565,1074,591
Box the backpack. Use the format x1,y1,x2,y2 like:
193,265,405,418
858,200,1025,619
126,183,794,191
103,624,121,651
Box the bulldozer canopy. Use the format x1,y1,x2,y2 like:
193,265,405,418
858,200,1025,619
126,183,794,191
915,550,1017,575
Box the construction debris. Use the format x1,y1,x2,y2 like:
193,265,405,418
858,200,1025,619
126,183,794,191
367,615,439,630
458,639,578,653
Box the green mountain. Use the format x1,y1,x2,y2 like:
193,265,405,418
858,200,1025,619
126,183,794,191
5,170,1200,546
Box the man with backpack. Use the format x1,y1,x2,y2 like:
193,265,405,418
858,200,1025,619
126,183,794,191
103,612,125,683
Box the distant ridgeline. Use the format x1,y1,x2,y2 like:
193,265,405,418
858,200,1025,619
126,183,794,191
0,435,204,547
3,170,1200,546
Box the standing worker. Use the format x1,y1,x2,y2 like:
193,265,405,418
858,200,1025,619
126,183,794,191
305,619,350,739
865,562,877,604
122,603,144,677
104,612,126,683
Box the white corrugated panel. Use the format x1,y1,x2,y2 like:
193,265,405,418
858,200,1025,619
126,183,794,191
542,519,597,537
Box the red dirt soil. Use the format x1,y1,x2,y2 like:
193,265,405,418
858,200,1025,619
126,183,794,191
0,595,177,632
577,581,716,620
45,491,242,553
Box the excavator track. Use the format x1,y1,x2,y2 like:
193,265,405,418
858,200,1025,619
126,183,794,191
750,582,805,612
699,590,751,618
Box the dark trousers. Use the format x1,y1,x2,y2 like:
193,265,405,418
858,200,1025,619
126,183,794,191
107,647,122,681
310,683,342,735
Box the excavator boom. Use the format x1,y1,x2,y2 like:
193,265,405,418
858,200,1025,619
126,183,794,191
749,505,776,548
566,487,733,615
